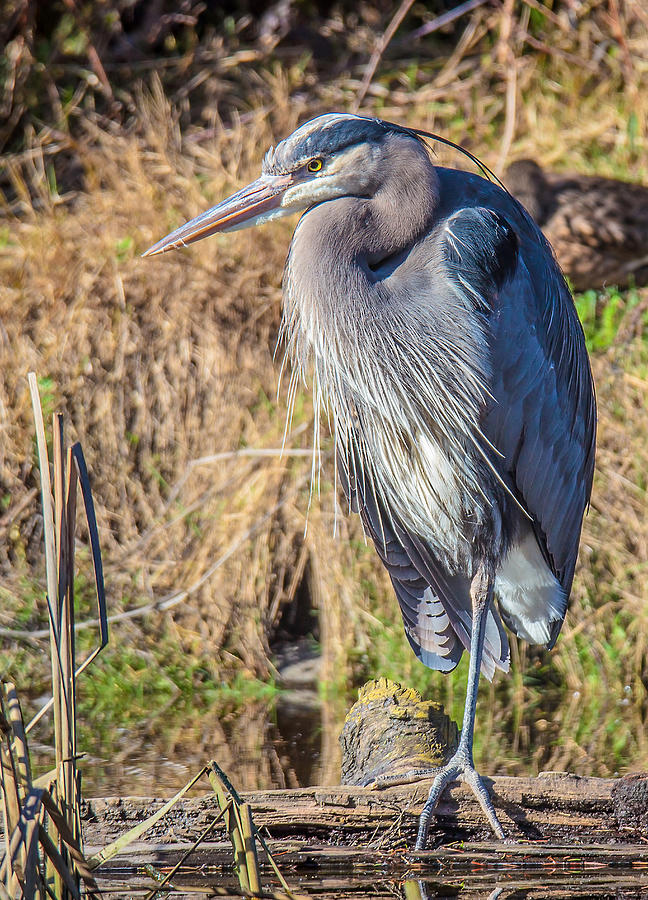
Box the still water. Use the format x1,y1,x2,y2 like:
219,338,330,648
76,690,330,797
32,680,644,798
92,874,648,899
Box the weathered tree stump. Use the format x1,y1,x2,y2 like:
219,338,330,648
340,678,458,786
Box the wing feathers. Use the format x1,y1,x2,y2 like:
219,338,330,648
339,449,510,680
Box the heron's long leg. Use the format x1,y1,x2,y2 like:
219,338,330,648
415,563,506,849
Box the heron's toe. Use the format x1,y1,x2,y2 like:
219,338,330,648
415,754,506,848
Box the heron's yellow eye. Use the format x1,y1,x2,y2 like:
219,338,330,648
307,158,323,173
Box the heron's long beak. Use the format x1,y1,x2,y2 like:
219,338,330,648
143,173,294,257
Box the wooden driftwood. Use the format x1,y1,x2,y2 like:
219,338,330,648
82,838,648,898
82,771,648,848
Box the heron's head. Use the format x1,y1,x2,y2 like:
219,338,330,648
143,114,429,257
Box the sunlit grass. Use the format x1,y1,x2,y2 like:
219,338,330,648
575,285,646,353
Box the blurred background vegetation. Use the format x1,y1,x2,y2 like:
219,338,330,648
1,0,647,794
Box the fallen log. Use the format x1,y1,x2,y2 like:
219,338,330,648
80,769,648,899
82,770,648,850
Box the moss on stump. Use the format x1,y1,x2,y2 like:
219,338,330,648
339,678,459,786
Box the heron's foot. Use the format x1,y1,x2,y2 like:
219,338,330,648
415,750,505,849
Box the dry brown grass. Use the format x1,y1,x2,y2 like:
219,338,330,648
1,86,313,677
1,1,647,782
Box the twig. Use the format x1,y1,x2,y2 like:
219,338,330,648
520,31,599,72
495,0,518,177
239,803,261,897
25,439,109,735
143,808,229,900
408,0,490,41
60,0,114,100
207,761,295,896
353,0,417,111
163,445,312,509
520,0,566,30
41,791,98,888
495,63,517,175
606,0,635,90
208,764,250,893
117,427,311,562
0,488,38,531
27,374,65,888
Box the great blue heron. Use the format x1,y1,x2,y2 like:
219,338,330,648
505,158,648,291
144,113,596,846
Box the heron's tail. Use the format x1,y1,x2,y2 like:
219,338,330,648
495,529,568,648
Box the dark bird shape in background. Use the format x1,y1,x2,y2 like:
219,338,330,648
144,114,596,846
505,158,648,292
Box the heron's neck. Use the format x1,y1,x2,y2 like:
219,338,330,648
318,152,438,266
287,143,439,306
281,141,440,378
